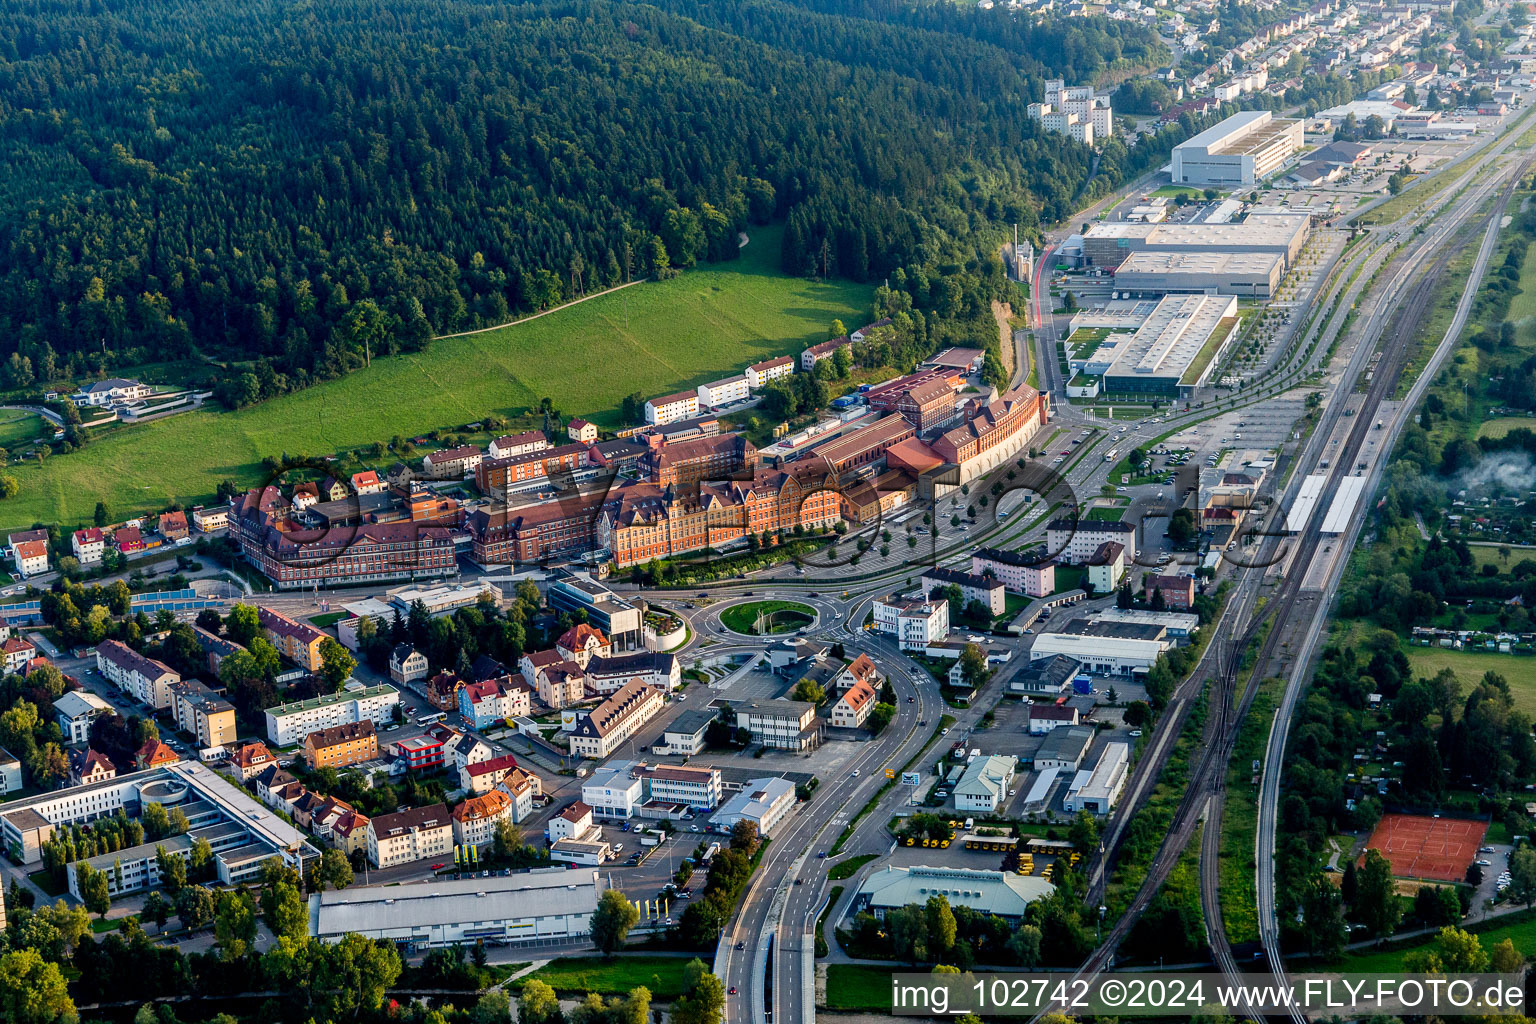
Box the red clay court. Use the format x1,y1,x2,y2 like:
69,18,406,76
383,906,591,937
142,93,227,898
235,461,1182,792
1362,813,1486,883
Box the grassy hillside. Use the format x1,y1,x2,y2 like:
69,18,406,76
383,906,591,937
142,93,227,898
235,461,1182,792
0,227,867,531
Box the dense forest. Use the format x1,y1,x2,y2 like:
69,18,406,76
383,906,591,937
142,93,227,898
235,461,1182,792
0,0,1169,403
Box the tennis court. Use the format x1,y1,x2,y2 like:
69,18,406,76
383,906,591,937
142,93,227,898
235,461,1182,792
1362,813,1486,883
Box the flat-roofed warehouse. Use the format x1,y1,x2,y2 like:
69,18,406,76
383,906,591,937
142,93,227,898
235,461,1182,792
1082,215,1310,270
307,869,602,950
1101,294,1239,397
1112,251,1285,299
1171,110,1304,185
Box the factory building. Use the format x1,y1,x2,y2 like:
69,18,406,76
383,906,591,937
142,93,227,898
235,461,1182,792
1082,215,1310,271
307,869,601,950
1101,294,1240,397
1111,251,1285,299
1170,110,1304,185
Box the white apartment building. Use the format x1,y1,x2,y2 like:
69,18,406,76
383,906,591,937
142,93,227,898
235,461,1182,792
971,548,1055,598
643,390,699,425
264,684,400,747
695,374,750,409
488,431,550,460
873,595,950,651
191,506,229,532
745,356,794,388
567,680,665,759
495,768,540,824
367,804,453,868
1045,519,1138,564
96,640,180,709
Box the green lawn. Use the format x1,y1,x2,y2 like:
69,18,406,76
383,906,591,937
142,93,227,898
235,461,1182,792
0,412,46,449
1328,911,1536,973
1083,505,1126,522
1404,646,1536,716
0,224,868,531
515,955,696,999
1180,315,1240,387
827,853,878,880
825,964,895,1012
308,612,346,629
1053,563,1087,594
719,600,816,635
1504,237,1536,349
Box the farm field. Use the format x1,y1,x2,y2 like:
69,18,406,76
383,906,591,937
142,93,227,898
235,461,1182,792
0,226,868,530
1475,416,1536,439
1403,646,1536,716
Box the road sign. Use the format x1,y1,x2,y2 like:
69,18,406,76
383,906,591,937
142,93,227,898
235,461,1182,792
901,772,922,786
884,768,895,779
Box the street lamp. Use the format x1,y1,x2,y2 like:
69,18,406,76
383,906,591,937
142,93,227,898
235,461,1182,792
1098,904,1106,942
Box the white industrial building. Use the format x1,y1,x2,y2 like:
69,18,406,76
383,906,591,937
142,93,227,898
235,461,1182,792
1028,619,1172,676
1063,742,1130,814
307,870,602,950
853,865,1053,924
953,754,1018,813
711,776,797,836
1171,110,1304,185
1111,251,1285,299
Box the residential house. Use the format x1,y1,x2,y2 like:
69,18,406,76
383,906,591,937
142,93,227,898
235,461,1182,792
972,548,1056,598
800,335,851,371
830,680,878,730
350,471,385,495
643,391,699,426
2,638,36,675
192,627,245,677
232,742,277,781
70,378,154,407
368,804,453,867
69,748,117,786
96,640,179,709
424,671,464,712
254,764,305,809
567,680,665,759
833,653,881,694
488,431,550,459
9,533,48,578
114,527,144,554
389,645,428,685
54,691,114,745
135,739,179,770
458,676,532,730
158,510,189,542
1027,704,1082,735
452,790,516,849
303,720,379,769
495,768,540,823
257,607,327,672
567,419,599,444
745,355,794,388
0,746,19,796
330,809,372,856
460,753,523,794
449,735,493,775
71,528,106,565
556,624,610,667
521,651,587,709
548,801,595,843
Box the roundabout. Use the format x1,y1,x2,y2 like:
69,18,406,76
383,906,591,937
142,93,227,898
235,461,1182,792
718,599,818,636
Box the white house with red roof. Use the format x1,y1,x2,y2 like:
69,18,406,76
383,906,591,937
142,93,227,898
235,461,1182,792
71,528,105,564
2,637,36,675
